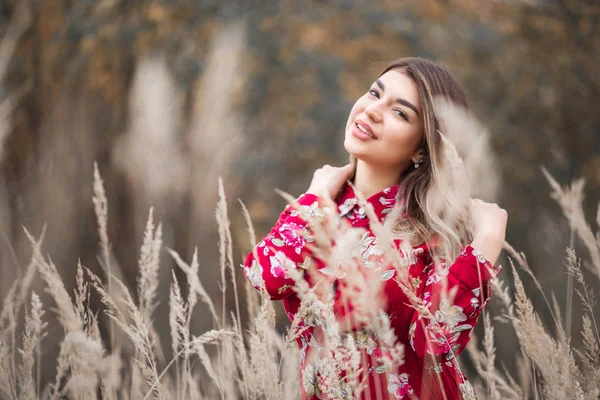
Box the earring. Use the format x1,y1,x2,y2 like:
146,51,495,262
414,159,424,169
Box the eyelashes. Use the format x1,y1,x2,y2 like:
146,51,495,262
367,88,408,121
394,109,408,121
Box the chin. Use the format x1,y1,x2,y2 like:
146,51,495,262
343,137,357,156
344,144,368,163
344,136,367,160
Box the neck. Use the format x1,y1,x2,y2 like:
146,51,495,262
353,159,401,199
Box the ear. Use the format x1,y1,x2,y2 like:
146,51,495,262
411,148,426,164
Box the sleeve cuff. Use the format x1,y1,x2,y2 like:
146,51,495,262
296,193,321,205
463,244,502,281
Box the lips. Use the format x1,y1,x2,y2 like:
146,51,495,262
355,119,376,139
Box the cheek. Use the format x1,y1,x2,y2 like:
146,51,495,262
388,122,422,145
381,125,422,158
346,97,366,127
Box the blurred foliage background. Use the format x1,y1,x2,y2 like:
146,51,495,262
0,0,598,390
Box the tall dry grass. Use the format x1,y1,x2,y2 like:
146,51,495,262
0,157,597,399
0,10,599,400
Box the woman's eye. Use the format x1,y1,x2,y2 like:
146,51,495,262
394,109,408,121
368,89,379,98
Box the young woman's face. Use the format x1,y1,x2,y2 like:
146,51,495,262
344,69,424,171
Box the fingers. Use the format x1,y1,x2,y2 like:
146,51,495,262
309,164,353,198
315,164,351,177
332,164,352,183
470,198,508,218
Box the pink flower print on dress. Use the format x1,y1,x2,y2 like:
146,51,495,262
424,324,461,359
425,261,449,286
422,291,432,305
279,222,307,255
387,373,414,399
269,251,296,279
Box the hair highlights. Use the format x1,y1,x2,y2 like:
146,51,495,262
350,57,472,263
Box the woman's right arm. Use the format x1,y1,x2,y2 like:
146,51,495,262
242,193,326,300
243,164,352,300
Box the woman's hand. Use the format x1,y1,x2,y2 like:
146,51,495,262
469,198,508,266
306,164,353,198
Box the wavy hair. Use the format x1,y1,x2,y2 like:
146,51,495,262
349,57,473,264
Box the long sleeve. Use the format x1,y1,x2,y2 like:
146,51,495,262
408,245,502,362
242,193,327,300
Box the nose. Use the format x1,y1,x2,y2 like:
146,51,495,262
364,102,382,123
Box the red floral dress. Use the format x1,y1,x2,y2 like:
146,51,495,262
243,183,501,400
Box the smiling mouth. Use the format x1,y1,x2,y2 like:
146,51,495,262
356,122,376,139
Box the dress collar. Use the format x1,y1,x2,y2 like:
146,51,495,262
334,182,399,225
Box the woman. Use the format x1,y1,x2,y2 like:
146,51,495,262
243,58,507,400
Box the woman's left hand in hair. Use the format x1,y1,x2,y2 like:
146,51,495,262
469,198,508,266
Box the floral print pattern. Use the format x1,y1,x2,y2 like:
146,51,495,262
351,330,378,355
329,380,356,400
358,233,385,268
279,222,310,254
424,324,462,359
434,299,468,328
425,260,449,286
387,373,414,399
303,363,323,399
290,198,328,221
269,250,297,279
338,198,359,217
243,259,263,289
243,183,502,399
299,300,327,327
459,381,477,400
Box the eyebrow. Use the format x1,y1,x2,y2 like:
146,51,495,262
376,79,420,117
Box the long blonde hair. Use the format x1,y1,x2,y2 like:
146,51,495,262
349,57,473,263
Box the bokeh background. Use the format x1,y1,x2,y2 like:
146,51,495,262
0,0,599,392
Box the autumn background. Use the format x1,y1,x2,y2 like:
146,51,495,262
0,0,599,397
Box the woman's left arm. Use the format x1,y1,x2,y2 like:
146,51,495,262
408,242,502,361
408,199,507,362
